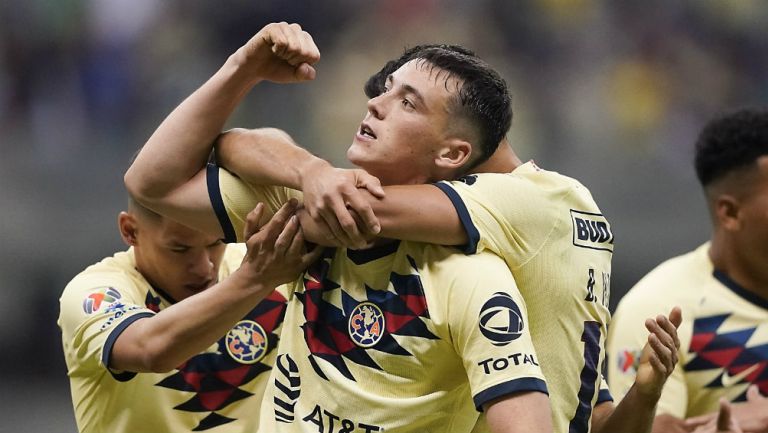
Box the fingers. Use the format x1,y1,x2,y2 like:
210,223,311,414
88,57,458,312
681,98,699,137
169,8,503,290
644,317,678,376
356,170,385,199
243,203,265,240
301,244,325,266
716,399,733,432
686,413,717,429
274,215,300,255
669,306,683,328
345,191,381,236
746,384,762,402
267,22,320,67
656,313,681,350
258,199,298,242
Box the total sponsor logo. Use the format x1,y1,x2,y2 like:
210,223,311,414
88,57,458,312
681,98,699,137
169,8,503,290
479,292,525,346
99,304,141,331
83,287,122,314
478,352,540,375
570,210,614,252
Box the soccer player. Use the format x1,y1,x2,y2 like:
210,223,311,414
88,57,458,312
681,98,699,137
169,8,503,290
126,22,553,433
58,198,321,433
607,108,768,433
212,46,683,433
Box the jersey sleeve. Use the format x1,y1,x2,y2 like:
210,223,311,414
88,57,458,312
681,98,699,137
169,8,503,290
597,374,614,404
433,173,553,266
444,251,548,411
58,274,156,381
607,291,688,418
206,163,303,243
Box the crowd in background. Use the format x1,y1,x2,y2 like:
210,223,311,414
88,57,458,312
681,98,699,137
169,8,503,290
1,1,767,431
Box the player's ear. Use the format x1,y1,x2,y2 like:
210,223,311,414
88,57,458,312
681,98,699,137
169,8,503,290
713,194,741,231
434,138,472,171
118,211,140,246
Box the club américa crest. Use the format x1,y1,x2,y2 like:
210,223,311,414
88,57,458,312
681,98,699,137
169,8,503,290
226,320,268,364
348,302,385,348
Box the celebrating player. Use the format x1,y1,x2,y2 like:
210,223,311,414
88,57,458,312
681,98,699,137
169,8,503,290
58,198,320,433
608,108,768,433
126,22,552,433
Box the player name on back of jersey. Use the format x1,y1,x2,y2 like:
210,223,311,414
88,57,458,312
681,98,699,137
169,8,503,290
570,210,614,252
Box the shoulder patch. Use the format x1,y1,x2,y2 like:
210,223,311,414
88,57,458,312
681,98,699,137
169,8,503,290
82,287,122,314
570,210,614,252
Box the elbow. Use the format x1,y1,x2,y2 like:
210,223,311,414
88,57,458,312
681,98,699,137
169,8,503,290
124,163,164,208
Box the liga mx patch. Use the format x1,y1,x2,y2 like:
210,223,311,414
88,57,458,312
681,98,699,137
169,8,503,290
570,210,614,252
616,348,641,374
348,302,385,348
82,287,122,314
479,292,524,346
226,320,268,364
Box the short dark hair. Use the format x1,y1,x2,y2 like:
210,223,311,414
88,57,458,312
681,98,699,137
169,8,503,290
694,107,768,187
365,45,511,168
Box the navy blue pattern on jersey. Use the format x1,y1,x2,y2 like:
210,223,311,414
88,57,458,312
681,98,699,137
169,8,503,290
685,313,768,400
298,253,437,382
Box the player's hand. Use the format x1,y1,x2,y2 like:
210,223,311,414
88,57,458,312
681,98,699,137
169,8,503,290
238,200,323,288
301,161,384,249
634,306,682,397
238,22,320,84
686,386,768,433
689,399,745,433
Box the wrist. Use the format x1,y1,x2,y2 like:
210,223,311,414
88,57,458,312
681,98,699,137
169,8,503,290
298,157,333,190
229,265,273,297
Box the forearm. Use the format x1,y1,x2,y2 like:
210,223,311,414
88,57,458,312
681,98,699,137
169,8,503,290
369,185,468,245
216,127,330,189
485,391,552,433
111,269,273,372
125,49,260,205
594,385,684,433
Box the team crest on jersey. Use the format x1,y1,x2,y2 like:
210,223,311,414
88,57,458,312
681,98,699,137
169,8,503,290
226,320,268,364
82,286,122,314
348,302,386,348
570,209,614,252
616,348,641,374
479,292,524,346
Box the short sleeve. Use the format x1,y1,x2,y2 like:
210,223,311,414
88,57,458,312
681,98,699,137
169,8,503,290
607,292,688,418
58,276,155,381
597,374,613,404
445,251,548,411
207,164,303,243
434,173,552,267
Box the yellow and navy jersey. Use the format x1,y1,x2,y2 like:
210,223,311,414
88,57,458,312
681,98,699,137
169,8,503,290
58,246,290,433
208,166,547,433
607,242,768,418
434,161,614,433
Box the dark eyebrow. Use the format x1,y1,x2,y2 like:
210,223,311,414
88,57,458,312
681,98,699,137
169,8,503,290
387,74,425,106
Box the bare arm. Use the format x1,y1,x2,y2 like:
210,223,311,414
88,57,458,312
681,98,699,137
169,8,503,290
593,307,684,433
216,128,467,247
484,392,552,433
110,202,322,372
124,22,320,236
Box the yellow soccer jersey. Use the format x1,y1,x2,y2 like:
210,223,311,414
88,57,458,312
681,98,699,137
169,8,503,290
607,242,768,418
208,167,548,433
435,161,614,433
58,245,290,433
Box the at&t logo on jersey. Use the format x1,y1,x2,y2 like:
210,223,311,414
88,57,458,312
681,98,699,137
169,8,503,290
570,210,614,252
348,302,385,348
82,286,122,314
479,292,524,346
226,320,268,364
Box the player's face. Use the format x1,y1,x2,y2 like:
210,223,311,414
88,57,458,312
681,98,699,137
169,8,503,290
734,156,768,270
347,59,459,186
134,217,226,302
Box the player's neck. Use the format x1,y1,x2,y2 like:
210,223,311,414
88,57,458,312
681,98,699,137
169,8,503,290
710,235,768,301
472,144,522,174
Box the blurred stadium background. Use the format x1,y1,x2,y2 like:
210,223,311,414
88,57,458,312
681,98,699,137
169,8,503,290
1,0,767,431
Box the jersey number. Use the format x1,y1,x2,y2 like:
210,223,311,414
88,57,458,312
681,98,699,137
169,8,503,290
568,321,601,433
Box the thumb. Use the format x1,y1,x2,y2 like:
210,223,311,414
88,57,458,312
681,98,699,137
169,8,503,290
669,306,683,328
357,172,385,198
716,398,733,432
295,63,316,81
